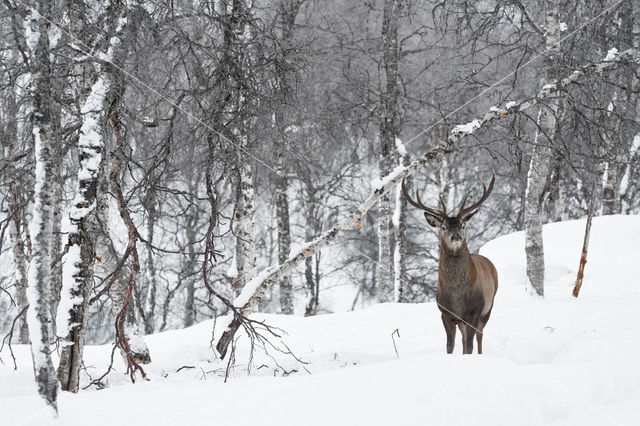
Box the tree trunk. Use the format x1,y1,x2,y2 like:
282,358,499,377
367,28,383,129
56,4,134,391
276,173,293,314
233,164,257,294
524,0,563,297
9,213,30,344
394,138,410,302
303,181,319,316
91,169,151,364
377,0,402,303
49,176,63,335
573,178,597,297
142,190,157,334
271,0,300,315
184,217,198,327
183,180,200,327
227,0,257,297
3,81,30,344
23,1,58,411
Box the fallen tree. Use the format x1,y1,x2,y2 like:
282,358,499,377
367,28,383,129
214,47,639,359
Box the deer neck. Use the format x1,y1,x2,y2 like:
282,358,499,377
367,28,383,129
438,241,473,287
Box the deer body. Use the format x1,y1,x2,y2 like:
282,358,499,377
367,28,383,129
403,173,498,354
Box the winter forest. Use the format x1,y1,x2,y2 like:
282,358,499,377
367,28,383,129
1,0,639,424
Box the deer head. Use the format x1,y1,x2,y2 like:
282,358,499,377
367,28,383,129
402,171,495,253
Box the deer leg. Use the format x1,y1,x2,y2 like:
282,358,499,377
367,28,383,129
461,316,481,355
441,313,456,354
476,309,493,354
458,323,470,354
463,325,476,354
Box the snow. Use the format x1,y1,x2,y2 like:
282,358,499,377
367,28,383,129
233,265,277,308
395,137,407,156
451,119,480,135
4,215,640,425
56,245,83,338
604,48,618,61
371,164,407,191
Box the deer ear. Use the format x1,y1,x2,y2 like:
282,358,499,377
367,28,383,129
424,212,442,228
463,210,478,224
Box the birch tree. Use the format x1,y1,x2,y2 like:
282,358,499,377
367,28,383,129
54,1,151,391
524,0,563,297
273,0,302,314
393,137,410,302
227,0,257,296
377,0,402,303
20,0,59,412
2,69,30,343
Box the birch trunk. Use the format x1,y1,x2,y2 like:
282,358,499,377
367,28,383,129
142,191,157,334
91,170,150,364
23,1,58,411
56,5,132,391
9,213,30,344
377,0,402,303
184,208,198,327
49,176,63,334
56,58,108,394
524,0,563,297
228,0,257,296
276,172,293,314
394,138,410,302
303,181,319,316
233,164,257,294
602,2,636,214
3,82,30,343
214,46,636,358
273,2,300,315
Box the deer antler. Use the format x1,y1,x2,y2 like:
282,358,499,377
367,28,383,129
401,177,447,218
456,170,495,218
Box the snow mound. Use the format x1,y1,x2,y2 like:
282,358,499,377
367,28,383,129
480,215,640,299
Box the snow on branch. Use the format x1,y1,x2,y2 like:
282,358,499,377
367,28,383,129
214,47,639,358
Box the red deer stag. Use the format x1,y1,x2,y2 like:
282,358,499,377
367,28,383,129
402,172,498,354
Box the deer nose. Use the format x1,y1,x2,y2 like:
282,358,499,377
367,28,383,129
451,233,462,242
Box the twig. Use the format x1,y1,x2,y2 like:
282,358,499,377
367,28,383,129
176,365,196,372
391,328,400,358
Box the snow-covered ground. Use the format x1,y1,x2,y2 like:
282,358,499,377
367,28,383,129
2,215,639,425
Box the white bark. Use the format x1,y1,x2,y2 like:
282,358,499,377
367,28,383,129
524,0,563,297
3,77,30,344
23,2,58,412
377,0,402,303
233,162,257,293
228,0,257,296
393,138,410,302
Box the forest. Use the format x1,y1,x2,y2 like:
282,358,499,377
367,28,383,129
0,0,638,421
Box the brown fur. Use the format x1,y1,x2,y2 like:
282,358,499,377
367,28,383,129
434,221,498,354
